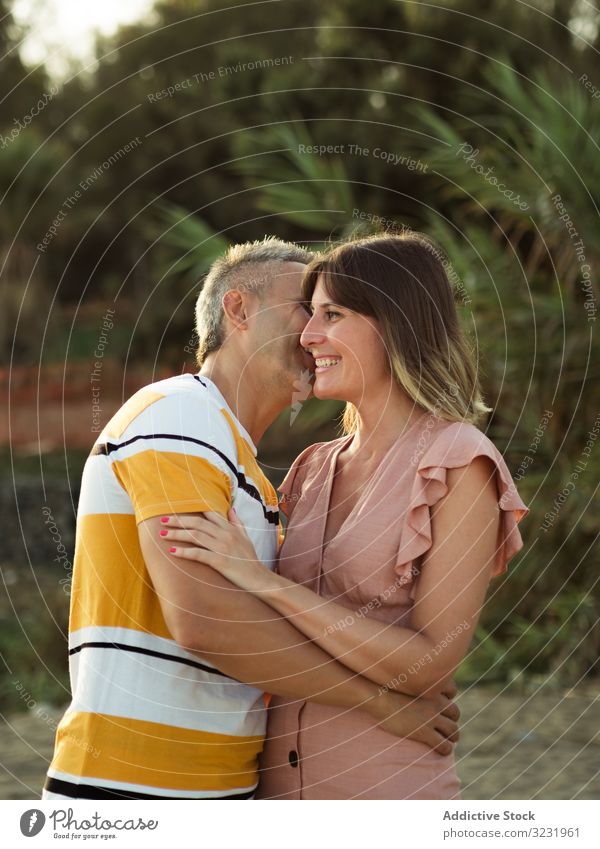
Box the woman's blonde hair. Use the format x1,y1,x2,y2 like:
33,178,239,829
301,232,490,432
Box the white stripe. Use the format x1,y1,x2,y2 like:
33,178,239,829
69,650,267,736
69,625,216,664
184,374,257,454
77,455,134,517
68,627,267,736
231,496,278,566
143,383,235,441
46,767,257,798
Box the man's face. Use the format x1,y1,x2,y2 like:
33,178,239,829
248,261,314,399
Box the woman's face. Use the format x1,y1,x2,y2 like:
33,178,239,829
300,276,390,403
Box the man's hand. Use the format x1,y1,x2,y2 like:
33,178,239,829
369,687,460,755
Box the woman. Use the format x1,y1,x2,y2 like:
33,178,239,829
163,233,528,799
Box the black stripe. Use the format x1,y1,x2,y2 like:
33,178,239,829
234,474,279,524
68,641,239,681
45,776,255,800
193,375,208,387
91,432,237,476
91,433,278,525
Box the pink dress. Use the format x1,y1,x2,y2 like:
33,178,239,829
257,414,528,800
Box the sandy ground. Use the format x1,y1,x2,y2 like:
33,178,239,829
454,681,599,799
1,682,598,800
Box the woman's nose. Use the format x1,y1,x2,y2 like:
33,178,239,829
300,316,325,349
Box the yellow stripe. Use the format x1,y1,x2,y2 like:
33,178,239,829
52,711,262,791
70,513,171,636
113,450,232,523
105,390,165,439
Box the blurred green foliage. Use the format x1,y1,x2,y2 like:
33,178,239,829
1,0,599,708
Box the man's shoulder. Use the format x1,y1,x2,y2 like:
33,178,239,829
101,374,235,447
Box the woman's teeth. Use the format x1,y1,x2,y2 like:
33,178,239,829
315,358,340,369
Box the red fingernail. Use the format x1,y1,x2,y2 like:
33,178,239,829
160,516,170,524
169,547,177,554
159,529,168,537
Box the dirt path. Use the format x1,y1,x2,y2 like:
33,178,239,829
453,682,599,799
1,683,598,800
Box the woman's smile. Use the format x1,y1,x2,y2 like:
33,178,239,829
313,355,342,373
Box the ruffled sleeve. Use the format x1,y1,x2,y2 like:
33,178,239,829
395,423,529,598
277,442,324,520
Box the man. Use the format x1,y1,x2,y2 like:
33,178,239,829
44,238,458,800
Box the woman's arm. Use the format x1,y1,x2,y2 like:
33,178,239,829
164,456,500,696
141,516,458,753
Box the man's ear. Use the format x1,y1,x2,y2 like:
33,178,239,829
222,289,251,330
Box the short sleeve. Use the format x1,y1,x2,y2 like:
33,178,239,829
278,442,324,520
394,424,529,598
111,391,237,524
113,450,232,523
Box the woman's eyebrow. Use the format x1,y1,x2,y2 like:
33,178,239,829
283,298,311,307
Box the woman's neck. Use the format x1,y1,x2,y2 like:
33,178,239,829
349,388,425,461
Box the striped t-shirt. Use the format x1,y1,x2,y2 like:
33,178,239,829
44,374,279,799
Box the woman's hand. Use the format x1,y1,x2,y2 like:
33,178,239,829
159,510,269,594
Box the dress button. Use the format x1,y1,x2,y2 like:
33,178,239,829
288,749,299,768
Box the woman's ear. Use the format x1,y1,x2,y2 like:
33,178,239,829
222,289,249,329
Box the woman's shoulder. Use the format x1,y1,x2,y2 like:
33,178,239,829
416,418,503,467
285,437,348,481
299,436,349,462
414,417,528,521
279,436,347,494
395,417,528,589
278,437,349,519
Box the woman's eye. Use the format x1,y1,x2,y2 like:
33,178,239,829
325,310,341,320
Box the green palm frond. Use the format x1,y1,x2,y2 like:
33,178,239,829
151,201,229,280
413,59,600,273
231,123,356,234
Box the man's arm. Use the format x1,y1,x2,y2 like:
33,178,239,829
138,515,458,752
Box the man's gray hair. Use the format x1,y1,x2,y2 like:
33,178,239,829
195,237,314,365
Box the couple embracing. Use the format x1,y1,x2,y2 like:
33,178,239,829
44,232,527,801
